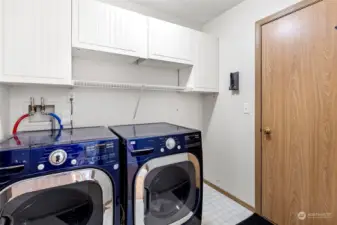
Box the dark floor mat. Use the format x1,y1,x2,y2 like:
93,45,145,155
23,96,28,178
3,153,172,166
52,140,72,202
237,214,274,225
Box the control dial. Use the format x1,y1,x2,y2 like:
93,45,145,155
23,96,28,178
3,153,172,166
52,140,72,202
49,149,67,166
166,138,176,150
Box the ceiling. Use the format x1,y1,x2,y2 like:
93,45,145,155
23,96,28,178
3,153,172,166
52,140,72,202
126,0,245,24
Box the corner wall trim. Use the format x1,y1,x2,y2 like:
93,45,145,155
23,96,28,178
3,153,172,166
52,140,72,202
204,180,255,212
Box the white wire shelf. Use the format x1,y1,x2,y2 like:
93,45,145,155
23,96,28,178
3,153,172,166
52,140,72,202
72,80,188,92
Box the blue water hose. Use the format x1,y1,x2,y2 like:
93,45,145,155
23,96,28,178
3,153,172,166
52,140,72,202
48,113,63,130
48,113,63,141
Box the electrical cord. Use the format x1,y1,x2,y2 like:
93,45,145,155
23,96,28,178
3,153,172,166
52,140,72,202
133,85,144,121
70,96,74,130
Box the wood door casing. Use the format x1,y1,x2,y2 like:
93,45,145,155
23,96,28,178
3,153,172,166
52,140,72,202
261,1,337,225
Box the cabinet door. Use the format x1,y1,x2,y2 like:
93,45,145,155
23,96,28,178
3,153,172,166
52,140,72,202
78,0,110,47
148,18,194,65
1,0,71,85
74,0,147,58
194,33,219,91
110,6,147,58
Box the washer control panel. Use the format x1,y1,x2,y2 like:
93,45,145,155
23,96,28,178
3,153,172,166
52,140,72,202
29,140,119,172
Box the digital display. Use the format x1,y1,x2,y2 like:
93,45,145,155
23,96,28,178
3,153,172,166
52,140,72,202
98,144,106,151
86,145,99,157
85,143,114,159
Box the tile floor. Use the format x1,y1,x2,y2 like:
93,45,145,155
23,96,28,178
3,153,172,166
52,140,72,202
202,183,253,225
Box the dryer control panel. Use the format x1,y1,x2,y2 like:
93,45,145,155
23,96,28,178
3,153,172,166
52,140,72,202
126,131,202,162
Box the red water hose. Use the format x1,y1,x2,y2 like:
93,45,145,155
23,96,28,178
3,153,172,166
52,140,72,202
12,114,30,135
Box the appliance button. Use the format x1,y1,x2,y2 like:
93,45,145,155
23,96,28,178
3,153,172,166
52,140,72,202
177,145,181,150
114,164,119,170
37,164,45,171
49,150,67,166
106,143,114,148
91,156,97,161
71,159,77,165
166,138,176,150
160,148,165,153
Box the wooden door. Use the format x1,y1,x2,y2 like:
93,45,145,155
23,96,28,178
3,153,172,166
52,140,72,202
261,1,337,225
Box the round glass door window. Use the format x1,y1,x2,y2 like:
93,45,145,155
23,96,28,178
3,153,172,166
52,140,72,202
143,161,198,225
0,181,103,225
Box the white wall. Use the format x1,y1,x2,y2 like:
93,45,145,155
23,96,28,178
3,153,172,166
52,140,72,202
202,0,301,207
0,85,9,139
7,58,202,133
101,0,202,30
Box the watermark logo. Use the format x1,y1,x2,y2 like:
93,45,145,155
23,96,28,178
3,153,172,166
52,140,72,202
298,212,307,220
308,212,333,219
297,211,332,220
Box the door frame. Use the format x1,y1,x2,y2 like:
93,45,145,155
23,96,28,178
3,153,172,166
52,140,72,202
254,0,323,215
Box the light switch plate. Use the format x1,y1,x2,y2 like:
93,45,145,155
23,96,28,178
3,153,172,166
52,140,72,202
244,103,250,114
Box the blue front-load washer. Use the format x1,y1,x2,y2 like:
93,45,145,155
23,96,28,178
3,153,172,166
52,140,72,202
109,123,203,225
0,127,120,225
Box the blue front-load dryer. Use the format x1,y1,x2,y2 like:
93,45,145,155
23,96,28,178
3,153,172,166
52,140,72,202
109,123,203,225
0,127,120,225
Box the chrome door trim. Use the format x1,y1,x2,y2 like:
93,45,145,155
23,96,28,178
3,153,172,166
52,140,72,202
0,169,114,225
134,153,201,225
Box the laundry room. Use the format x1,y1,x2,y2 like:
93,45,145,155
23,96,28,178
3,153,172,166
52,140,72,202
1,0,337,225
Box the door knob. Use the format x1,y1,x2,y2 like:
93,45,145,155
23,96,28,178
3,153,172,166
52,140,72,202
263,127,272,135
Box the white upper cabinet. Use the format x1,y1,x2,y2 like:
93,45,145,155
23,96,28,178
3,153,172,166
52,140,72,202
180,32,219,92
72,1,196,68
0,0,218,91
77,0,110,47
0,0,72,85
194,33,219,92
148,18,194,66
73,0,148,59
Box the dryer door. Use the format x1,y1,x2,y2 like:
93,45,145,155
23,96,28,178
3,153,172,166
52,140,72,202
0,169,114,225
135,153,201,225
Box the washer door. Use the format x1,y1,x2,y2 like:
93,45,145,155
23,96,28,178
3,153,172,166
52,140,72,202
135,153,201,225
0,169,114,225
